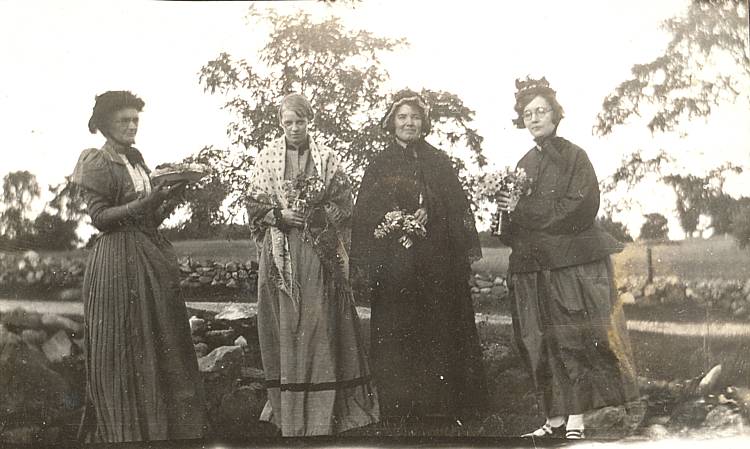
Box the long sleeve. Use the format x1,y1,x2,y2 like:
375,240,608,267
511,149,599,235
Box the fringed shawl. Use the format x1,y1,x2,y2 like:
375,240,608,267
246,136,353,305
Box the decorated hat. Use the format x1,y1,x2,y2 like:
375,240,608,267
514,76,557,100
380,89,432,135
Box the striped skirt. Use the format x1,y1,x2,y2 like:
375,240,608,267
257,229,379,436
79,230,206,442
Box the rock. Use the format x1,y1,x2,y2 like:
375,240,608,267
226,262,238,272
703,405,745,432
620,292,636,305
226,279,239,288
199,276,213,285
215,303,257,321
585,405,628,436
205,329,239,347
241,367,266,382
189,316,207,335
215,383,267,435
644,424,670,439
234,336,248,348
696,365,722,396
21,329,48,346
1,308,43,330
475,279,494,289
42,330,73,363
194,342,210,358
470,287,480,294
198,345,243,373
57,287,82,301
643,283,657,298
490,285,508,298
0,325,71,428
479,287,492,295
41,314,82,334
22,250,41,267
493,277,505,286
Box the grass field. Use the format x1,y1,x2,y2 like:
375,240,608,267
473,236,750,281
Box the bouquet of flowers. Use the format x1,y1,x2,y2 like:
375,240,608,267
474,167,532,235
374,210,427,249
281,174,326,215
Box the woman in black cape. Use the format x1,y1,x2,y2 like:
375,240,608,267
351,89,487,421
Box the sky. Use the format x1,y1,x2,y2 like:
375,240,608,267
1,0,748,239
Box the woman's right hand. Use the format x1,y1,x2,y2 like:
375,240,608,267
280,208,305,228
496,190,519,212
143,180,184,209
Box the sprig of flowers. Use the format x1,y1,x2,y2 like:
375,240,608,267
474,167,532,202
374,209,427,248
281,174,326,210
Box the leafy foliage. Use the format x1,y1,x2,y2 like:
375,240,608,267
1,171,40,240
597,215,633,242
640,212,670,241
595,0,749,135
197,7,486,219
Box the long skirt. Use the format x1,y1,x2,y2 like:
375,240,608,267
80,230,207,442
257,229,379,436
510,257,639,417
370,242,487,418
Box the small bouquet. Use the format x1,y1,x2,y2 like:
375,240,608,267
374,210,427,249
281,174,326,215
475,167,532,235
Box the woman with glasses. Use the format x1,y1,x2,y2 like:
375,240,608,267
494,77,639,440
71,91,206,442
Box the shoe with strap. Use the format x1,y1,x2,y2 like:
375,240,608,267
521,422,565,438
566,428,585,439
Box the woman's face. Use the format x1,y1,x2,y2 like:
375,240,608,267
107,108,139,145
393,103,423,143
280,109,309,147
522,96,556,139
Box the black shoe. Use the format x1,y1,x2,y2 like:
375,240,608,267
565,428,585,439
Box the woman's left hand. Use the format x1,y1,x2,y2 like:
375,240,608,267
414,207,428,226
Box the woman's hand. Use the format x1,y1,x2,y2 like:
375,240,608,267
280,208,305,228
143,180,185,208
496,191,520,212
414,207,428,226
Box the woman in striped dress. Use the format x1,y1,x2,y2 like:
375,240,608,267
71,91,207,442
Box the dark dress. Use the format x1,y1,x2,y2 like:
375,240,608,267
499,135,640,417
351,139,486,418
71,142,207,442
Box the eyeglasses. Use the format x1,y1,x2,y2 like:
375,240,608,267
522,107,551,121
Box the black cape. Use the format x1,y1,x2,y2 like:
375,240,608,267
351,138,486,418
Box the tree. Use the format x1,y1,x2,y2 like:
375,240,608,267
640,213,670,241
597,215,633,243
595,0,749,135
198,6,486,216
0,171,40,240
729,197,750,248
26,211,80,251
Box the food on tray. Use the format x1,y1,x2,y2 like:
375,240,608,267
151,162,210,184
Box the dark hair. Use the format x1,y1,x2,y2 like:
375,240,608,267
88,90,145,134
381,89,432,135
512,77,564,129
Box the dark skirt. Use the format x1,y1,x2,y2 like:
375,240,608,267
79,230,207,442
370,240,486,418
510,257,639,417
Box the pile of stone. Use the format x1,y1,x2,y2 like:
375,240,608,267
0,308,85,444
470,273,509,308
188,303,274,438
618,275,750,320
0,251,84,298
0,251,261,300
177,257,259,292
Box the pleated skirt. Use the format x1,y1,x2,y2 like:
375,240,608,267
257,229,379,436
79,230,207,442
510,257,640,417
